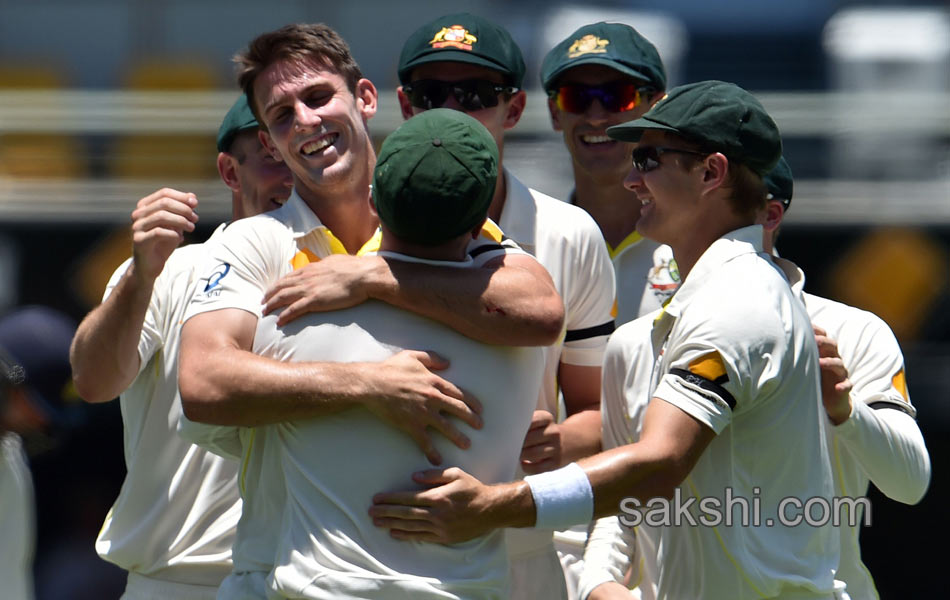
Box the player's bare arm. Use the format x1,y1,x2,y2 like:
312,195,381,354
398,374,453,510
261,251,564,346
70,188,198,403
370,397,715,543
520,363,602,474
178,307,483,465
814,324,854,425
589,583,637,600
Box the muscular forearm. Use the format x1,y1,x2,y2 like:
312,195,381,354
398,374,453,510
179,344,378,426
70,262,152,403
368,255,564,346
559,409,603,464
834,401,931,504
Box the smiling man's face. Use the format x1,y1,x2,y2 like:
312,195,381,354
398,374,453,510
254,56,376,192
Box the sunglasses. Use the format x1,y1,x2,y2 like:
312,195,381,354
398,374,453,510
403,79,519,112
550,82,654,114
631,146,708,173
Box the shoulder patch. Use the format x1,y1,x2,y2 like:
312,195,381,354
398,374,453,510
688,352,728,383
892,368,909,401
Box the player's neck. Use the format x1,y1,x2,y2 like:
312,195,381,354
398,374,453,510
297,154,379,255
571,169,642,249
486,166,508,224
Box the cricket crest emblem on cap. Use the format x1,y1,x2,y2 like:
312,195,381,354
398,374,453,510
429,25,478,50
568,34,609,58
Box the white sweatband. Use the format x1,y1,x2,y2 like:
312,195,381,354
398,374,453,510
524,462,594,530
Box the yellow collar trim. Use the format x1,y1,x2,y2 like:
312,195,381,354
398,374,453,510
608,230,643,259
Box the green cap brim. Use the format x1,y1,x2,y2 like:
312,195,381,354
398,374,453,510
543,57,653,91
606,118,680,142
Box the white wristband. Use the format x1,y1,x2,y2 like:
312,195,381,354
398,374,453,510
524,462,594,530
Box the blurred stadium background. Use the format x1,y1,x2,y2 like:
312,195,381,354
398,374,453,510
0,0,946,597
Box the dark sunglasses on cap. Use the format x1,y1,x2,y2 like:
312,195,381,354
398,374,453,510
550,82,655,114
631,146,708,173
403,79,519,112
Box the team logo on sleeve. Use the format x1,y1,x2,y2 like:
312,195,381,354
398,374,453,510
202,263,231,293
670,351,736,410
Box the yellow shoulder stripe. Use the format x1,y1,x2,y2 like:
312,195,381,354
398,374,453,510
892,369,909,401
610,297,618,319
689,352,727,381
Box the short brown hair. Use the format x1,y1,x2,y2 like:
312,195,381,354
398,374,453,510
669,135,767,220
235,23,363,123
722,162,767,219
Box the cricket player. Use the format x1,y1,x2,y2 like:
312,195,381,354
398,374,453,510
263,108,545,599
761,159,930,599
539,22,677,595
68,95,293,599
371,81,841,600
395,14,616,598
541,22,677,327
176,23,564,599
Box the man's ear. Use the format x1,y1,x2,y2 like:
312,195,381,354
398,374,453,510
503,90,527,130
700,152,729,190
356,78,378,120
259,129,283,162
547,97,562,132
761,199,785,233
216,152,241,193
396,86,415,120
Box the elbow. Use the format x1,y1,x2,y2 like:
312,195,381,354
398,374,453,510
531,296,566,346
178,365,226,425
70,364,119,404
888,456,932,505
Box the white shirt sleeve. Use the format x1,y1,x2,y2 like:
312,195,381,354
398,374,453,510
177,414,245,461
833,402,930,504
816,301,930,504
579,516,637,600
561,220,617,368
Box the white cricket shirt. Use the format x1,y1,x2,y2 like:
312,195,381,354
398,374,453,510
95,230,242,587
255,251,543,599
646,226,838,599
774,259,930,600
180,190,524,596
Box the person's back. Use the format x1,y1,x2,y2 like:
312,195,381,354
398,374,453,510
262,298,542,598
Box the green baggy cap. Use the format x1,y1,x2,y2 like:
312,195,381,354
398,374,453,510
373,108,498,246
540,22,666,92
763,155,793,210
607,80,782,175
398,12,525,87
216,94,259,152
